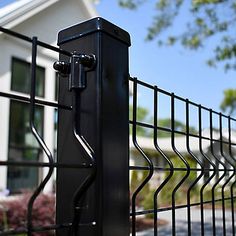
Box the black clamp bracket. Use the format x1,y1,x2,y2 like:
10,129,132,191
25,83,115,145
53,53,96,91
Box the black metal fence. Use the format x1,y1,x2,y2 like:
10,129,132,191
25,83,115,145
0,26,73,235
129,77,236,236
0,17,236,236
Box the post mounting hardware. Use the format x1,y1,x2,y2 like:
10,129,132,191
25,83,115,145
53,53,96,90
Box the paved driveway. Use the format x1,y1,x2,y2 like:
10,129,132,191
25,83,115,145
135,207,234,236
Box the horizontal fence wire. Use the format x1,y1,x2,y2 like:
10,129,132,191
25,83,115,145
0,27,94,235
129,77,236,236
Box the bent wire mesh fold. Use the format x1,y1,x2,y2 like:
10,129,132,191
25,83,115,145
129,77,236,236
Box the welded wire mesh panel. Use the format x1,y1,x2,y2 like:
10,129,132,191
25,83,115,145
0,27,94,235
129,77,236,236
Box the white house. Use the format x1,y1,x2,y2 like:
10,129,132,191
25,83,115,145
0,0,98,194
130,129,236,188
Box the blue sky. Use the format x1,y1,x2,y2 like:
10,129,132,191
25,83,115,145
0,0,15,8
96,1,236,119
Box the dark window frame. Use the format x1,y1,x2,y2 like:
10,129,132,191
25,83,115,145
7,99,45,193
10,57,45,97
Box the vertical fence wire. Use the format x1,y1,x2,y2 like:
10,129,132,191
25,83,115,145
219,113,234,236
185,99,204,236
27,36,54,236
229,117,236,235
209,110,227,236
70,86,97,235
131,78,154,236
170,94,190,236
153,86,174,236
198,106,217,236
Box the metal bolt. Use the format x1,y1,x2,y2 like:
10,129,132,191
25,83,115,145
53,61,71,76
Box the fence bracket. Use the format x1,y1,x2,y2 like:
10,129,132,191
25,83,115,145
53,53,96,90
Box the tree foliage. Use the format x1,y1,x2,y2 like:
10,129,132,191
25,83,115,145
220,89,236,115
119,0,236,71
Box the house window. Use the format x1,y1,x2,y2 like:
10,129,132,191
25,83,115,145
8,58,45,193
7,101,44,193
11,57,45,97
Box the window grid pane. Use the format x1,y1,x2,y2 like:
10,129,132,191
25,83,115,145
11,57,45,97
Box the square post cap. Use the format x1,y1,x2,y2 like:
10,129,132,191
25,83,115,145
58,17,131,46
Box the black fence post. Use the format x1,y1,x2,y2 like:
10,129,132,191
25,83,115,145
56,18,130,236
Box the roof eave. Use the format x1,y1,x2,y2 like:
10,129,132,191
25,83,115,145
0,0,60,28
0,0,99,29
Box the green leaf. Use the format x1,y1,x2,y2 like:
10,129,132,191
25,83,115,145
220,89,236,115
182,35,201,49
206,59,216,67
195,17,204,26
119,0,137,9
167,36,177,45
193,0,222,5
156,0,168,10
